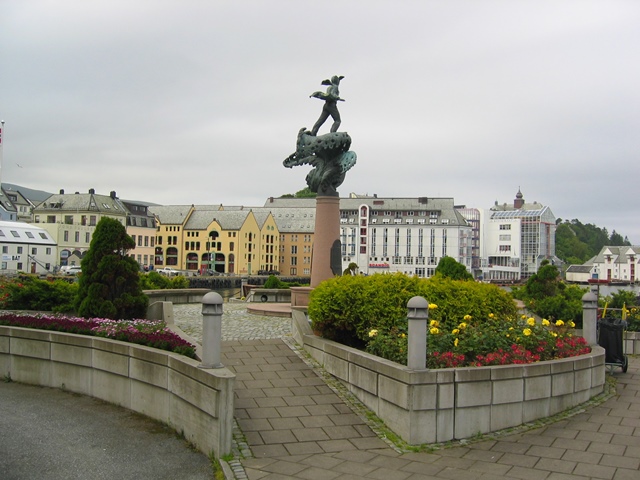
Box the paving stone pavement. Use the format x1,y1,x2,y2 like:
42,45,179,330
175,304,640,480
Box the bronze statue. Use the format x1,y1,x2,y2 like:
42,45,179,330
283,75,356,197
310,75,344,136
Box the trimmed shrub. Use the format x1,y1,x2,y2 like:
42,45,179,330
308,273,517,348
0,275,78,313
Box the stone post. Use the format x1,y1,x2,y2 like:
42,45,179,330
310,196,341,288
407,296,429,370
582,286,598,346
200,291,224,369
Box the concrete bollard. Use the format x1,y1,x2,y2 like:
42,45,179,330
200,291,224,369
582,286,599,346
407,296,429,370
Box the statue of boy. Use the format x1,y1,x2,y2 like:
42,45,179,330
310,75,344,136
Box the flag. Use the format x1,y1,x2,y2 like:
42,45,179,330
0,126,2,145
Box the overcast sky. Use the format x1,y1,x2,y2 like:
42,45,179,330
1,1,639,243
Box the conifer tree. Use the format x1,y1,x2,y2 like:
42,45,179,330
75,217,148,319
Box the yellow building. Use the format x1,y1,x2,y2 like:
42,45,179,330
268,207,315,276
150,205,280,275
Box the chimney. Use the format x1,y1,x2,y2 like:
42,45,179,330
269,197,274,203
59,189,64,194
110,191,116,199
89,188,95,194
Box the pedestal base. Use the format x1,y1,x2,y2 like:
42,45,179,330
310,196,341,287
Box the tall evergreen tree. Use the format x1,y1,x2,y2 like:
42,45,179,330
75,217,148,319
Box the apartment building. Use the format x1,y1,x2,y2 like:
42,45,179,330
0,220,57,274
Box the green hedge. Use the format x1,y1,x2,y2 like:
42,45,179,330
308,273,517,348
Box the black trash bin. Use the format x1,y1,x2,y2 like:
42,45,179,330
597,317,628,372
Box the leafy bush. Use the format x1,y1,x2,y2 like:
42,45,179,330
0,275,78,313
511,263,586,326
264,275,288,289
308,273,517,348
76,217,148,320
140,271,189,290
0,312,196,358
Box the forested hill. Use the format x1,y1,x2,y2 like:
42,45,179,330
555,219,632,265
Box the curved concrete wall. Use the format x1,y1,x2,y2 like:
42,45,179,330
292,308,606,445
0,325,235,458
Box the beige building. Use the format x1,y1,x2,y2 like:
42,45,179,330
121,200,157,270
32,189,128,267
264,206,315,276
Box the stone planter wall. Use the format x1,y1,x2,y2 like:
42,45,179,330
291,308,606,445
624,331,640,354
144,288,212,305
246,288,291,303
0,325,235,458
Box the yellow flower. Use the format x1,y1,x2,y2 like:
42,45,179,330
428,303,438,310
506,333,510,338
458,322,468,329
368,329,378,337
452,328,460,335
523,328,532,336
430,327,440,335
568,321,576,328
430,320,439,328
555,320,564,327
542,319,550,326
454,338,459,347
488,313,495,319
521,314,527,320
527,318,536,326
399,333,406,338
551,332,558,337
509,326,514,331
463,314,472,321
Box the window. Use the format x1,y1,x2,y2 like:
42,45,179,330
25,232,34,239
64,231,69,242
75,231,80,242
32,247,37,255
499,245,511,252
11,230,20,238
46,248,52,255
86,232,90,243
47,215,56,223
291,245,298,254
499,224,511,230
1,246,7,253
39,233,47,239
65,215,73,224
17,247,23,254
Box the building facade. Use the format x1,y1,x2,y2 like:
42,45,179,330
0,221,57,275
589,246,640,283
264,196,473,278
150,205,280,275
31,189,128,267
481,190,557,282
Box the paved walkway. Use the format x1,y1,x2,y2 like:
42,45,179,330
174,304,640,480
3,304,639,480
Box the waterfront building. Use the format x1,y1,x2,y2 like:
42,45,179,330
589,246,640,283
120,199,157,270
150,205,280,275
31,189,127,267
264,196,472,278
0,220,56,275
481,189,557,282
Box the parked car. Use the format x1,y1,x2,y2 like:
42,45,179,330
65,266,82,276
157,267,180,277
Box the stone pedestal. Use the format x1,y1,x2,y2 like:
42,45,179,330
310,196,341,288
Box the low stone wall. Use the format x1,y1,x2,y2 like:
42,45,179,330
625,331,640,355
144,288,212,304
247,288,291,303
0,325,235,458
291,308,606,445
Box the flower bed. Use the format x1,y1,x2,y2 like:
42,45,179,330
0,312,196,359
366,305,590,368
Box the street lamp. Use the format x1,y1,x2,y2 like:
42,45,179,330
209,230,219,275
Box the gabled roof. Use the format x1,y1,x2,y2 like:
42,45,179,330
0,220,56,245
148,205,193,225
34,192,127,216
593,246,640,264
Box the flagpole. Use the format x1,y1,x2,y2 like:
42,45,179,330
0,120,4,188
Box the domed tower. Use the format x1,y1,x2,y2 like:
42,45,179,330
514,188,524,209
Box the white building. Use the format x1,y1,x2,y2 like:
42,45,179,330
264,196,472,278
480,189,557,282
0,221,57,275
589,246,640,283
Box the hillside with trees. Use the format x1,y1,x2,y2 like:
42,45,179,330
555,219,631,265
